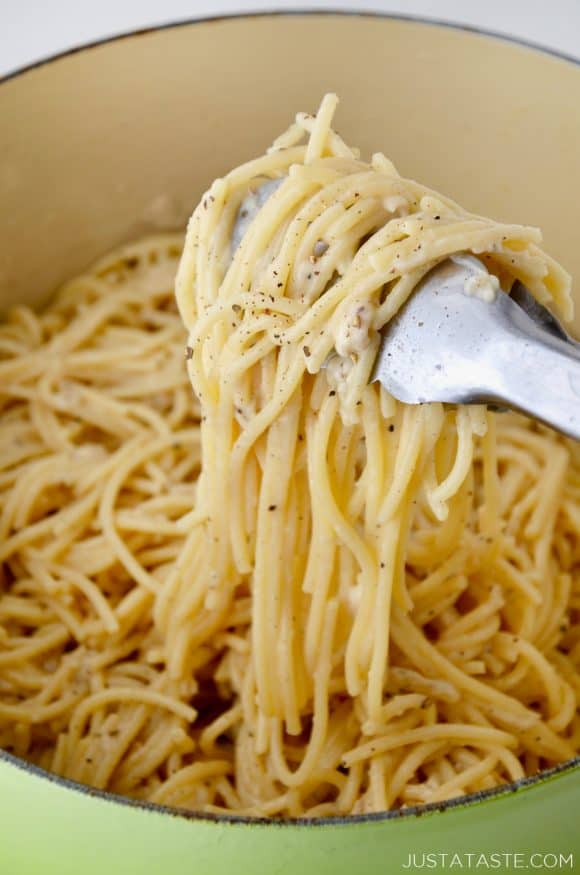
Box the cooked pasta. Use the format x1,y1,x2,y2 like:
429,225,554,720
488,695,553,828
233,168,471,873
0,95,579,817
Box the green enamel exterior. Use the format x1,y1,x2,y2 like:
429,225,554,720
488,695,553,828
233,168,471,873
0,753,579,874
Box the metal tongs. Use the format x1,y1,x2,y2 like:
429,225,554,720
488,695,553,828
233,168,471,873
232,186,580,440
372,256,580,439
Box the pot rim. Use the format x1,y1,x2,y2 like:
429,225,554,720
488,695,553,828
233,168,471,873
1,7,579,84
1,6,578,828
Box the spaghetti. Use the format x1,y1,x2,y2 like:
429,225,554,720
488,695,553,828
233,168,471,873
0,95,579,817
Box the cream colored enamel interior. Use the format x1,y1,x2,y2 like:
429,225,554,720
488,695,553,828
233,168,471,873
0,15,579,331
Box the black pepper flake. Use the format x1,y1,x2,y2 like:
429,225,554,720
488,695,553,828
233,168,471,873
312,239,329,260
303,346,311,357
268,504,277,511
329,390,336,397
185,346,193,360
434,215,441,220
232,304,241,313
277,282,283,288
388,424,395,432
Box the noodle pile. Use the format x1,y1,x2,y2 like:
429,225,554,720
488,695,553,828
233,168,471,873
1,95,579,817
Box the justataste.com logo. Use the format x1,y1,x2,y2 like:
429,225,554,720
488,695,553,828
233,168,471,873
401,852,574,870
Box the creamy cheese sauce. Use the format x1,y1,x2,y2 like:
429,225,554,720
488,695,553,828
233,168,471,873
324,352,354,386
451,253,500,303
334,301,377,357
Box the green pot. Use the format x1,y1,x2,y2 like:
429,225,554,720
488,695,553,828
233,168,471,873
1,750,578,874
1,12,579,874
